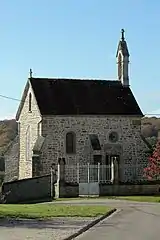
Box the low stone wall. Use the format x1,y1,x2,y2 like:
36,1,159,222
2,174,56,204
99,183,160,196
55,181,79,198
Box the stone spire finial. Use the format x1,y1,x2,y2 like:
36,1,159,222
29,68,33,78
121,29,125,41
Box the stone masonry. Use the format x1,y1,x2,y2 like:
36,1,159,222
39,115,149,182
17,82,150,183
18,82,42,179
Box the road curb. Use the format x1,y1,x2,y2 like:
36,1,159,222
63,208,117,240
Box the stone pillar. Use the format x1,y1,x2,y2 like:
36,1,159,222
110,156,119,184
54,158,66,198
111,158,114,183
113,157,119,184
59,158,66,182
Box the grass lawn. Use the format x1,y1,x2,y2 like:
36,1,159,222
55,196,160,203
110,196,160,203
0,204,113,219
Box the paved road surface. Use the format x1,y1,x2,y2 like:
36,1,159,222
52,198,159,208
0,199,159,240
54,199,160,240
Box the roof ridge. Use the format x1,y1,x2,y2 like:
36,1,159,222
30,77,118,82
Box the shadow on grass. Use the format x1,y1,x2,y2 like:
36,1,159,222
0,218,90,229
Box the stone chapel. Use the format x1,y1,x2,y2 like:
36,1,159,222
15,29,151,183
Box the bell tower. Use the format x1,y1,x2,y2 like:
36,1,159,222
116,29,130,87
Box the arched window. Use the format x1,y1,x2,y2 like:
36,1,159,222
66,132,76,154
29,93,32,112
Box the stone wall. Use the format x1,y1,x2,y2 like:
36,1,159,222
55,181,79,198
18,82,42,179
40,116,149,182
99,183,160,196
4,135,19,182
2,174,56,204
54,182,159,198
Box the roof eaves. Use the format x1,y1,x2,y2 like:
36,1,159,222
15,80,30,121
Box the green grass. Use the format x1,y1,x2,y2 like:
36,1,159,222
55,195,160,203
111,196,160,203
0,204,113,219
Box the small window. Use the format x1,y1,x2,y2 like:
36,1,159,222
89,134,101,150
29,93,32,112
109,131,119,143
132,119,141,126
66,132,76,154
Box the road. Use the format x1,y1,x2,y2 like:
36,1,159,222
54,199,160,240
0,199,159,240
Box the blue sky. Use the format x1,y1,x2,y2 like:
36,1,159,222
0,0,160,119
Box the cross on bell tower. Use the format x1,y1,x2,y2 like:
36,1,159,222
121,28,125,41
29,68,33,78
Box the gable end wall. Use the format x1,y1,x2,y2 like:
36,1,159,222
18,83,41,179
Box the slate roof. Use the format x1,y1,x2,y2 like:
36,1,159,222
29,78,143,116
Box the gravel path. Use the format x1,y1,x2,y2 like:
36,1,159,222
0,217,96,240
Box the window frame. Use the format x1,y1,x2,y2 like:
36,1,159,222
66,131,76,154
29,92,32,112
